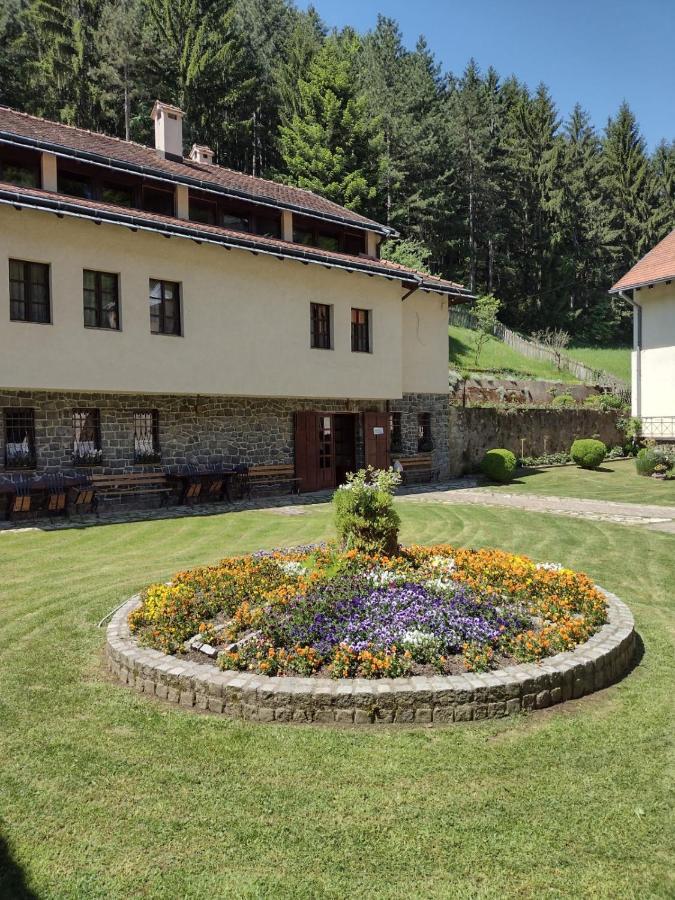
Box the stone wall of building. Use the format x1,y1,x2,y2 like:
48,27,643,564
448,406,625,474
0,389,450,478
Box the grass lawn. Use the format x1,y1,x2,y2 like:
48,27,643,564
481,458,675,506
566,346,631,383
449,325,578,383
1,501,673,898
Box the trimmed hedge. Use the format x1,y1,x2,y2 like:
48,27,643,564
570,439,606,470
481,449,517,483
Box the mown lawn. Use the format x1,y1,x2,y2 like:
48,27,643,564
449,325,578,382
1,501,673,898
566,345,631,383
483,458,675,506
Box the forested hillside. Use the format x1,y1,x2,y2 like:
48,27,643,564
1,0,673,341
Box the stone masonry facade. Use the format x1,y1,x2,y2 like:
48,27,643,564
106,588,635,726
0,389,451,478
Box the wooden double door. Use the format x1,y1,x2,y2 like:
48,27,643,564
294,411,389,492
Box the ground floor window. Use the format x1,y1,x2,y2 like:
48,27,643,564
389,412,402,453
4,408,36,468
133,410,160,462
418,412,433,452
72,409,102,465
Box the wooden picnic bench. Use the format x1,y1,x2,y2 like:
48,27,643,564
394,453,440,485
247,464,301,496
90,472,173,509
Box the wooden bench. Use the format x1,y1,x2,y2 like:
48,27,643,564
91,472,173,509
395,453,440,485
247,464,301,496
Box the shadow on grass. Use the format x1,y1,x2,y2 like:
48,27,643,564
0,835,39,899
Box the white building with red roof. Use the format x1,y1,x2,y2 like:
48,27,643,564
0,102,471,501
610,230,675,439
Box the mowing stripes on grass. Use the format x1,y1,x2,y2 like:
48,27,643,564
0,501,673,899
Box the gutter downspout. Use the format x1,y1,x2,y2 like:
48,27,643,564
618,289,641,418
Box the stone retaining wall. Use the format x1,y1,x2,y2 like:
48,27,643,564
449,407,624,475
106,590,635,725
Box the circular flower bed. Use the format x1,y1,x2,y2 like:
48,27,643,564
128,544,608,679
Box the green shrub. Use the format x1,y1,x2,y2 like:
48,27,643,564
550,393,577,408
333,467,401,555
570,438,606,469
583,392,627,412
635,447,673,477
481,449,517,483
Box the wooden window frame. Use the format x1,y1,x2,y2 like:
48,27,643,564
293,215,365,255
9,259,51,324
310,302,332,350
4,408,36,469
83,269,120,330
351,307,371,353
149,279,182,336
0,148,40,189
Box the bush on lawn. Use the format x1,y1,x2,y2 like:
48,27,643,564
333,466,401,556
635,447,673,477
570,439,606,469
481,449,517,483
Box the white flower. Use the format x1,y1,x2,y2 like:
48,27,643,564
535,562,564,572
428,555,456,572
366,569,404,587
401,629,436,647
278,560,307,576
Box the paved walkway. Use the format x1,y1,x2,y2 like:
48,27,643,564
397,486,675,533
2,477,675,534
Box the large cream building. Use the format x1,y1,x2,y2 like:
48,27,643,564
0,102,470,490
611,230,675,442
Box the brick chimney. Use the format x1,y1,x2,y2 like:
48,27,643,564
189,144,215,165
151,101,184,161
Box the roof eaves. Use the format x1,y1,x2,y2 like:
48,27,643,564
0,128,392,237
0,186,417,285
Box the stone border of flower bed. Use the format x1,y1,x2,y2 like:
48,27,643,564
105,589,635,725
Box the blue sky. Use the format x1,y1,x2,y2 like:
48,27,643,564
297,0,675,150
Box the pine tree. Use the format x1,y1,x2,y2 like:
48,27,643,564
277,31,382,213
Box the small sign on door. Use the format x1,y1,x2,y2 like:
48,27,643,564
373,426,384,435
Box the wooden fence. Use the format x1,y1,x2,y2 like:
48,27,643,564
449,307,630,398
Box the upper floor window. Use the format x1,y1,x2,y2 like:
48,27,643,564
101,181,134,207
351,308,371,353
255,213,281,239
190,197,217,225
143,186,174,216
83,270,119,330
9,259,50,323
310,302,332,350
134,410,160,462
58,169,94,199
72,409,102,465
0,156,39,189
4,408,36,469
149,279,181,335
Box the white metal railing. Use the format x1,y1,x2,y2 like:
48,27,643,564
640,417,675,439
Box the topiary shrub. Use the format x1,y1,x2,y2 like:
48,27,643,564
635,447,673,477
481,449,517,483
550,393,577,408
570,438,606,469
333,467,401,556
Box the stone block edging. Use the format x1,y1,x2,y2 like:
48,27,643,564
105,588,635,725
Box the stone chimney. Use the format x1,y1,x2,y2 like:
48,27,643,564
151,101,184,160
189,144,215,166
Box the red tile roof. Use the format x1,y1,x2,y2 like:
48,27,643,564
0,105,390,234
610,230,675,292
0,180,472,299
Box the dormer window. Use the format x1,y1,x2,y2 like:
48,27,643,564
101,181,134,208
189,197,217,225
222,211,250,232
